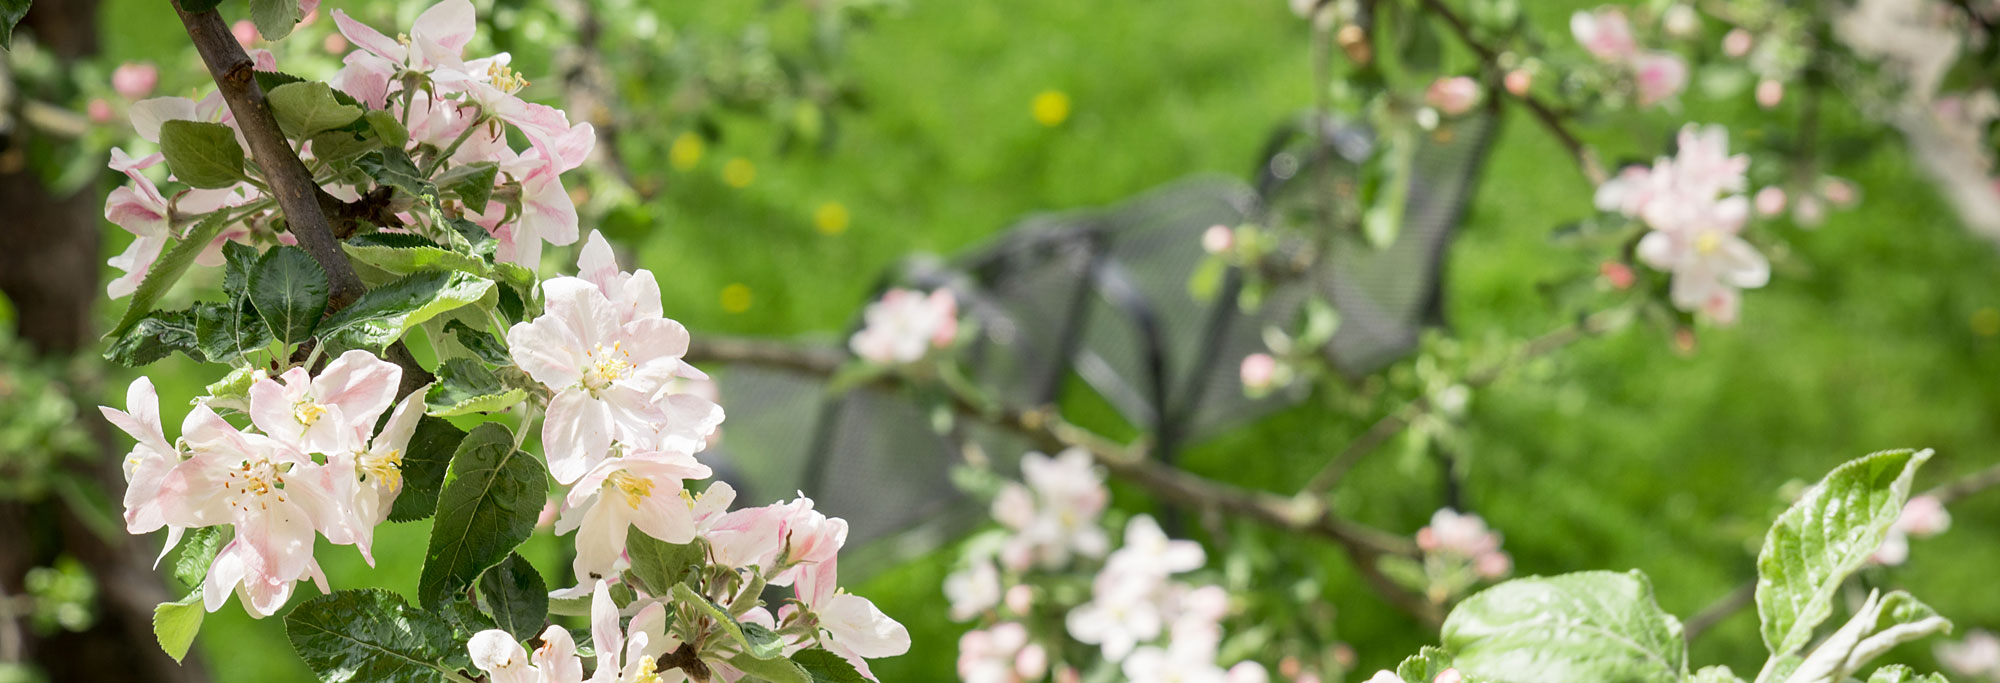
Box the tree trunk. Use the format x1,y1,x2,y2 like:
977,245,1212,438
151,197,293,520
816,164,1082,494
0,2,211,681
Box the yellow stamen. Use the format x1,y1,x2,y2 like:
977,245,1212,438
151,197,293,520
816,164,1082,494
632,655,663,683
363,449,405,491
1695,231,1722,254
294,402,329,428
608,470,655,509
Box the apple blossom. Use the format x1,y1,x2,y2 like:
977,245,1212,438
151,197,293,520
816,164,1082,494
99,377,183,558
1365,671,1403,683
553,450,713,586
1634,196,1768,324
1571,8,1638,62
1662,4,1699,39
508,276,718,483
248,349,401,455
1938,630,2000,679
1872,494,1952,566
319,387,429,564
1755,187,1788,216
958,622,1046,683
1756,79,1784,109
994,449,1111,570
945,558,1003,621
1239,353,1279,393
850,288,960,364
1633,52,1689,107
1722,29,1754,58
1201,224,1234,254
112,62,159,100
1504,69,1532,97
1425,76,1481,116
796,557,911,679
1417,508,1512,579
103,148,172,298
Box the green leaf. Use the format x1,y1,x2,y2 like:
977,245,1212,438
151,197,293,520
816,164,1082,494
425,358,528,417
0,0,29,51
1440,570,1686,683
358,148,436,199
671,582,783,659
319,270,494,353
444,319,511,366
159,120,247,189
311,129,380,166
104,308,204,367
194,299,274,362
285,589,466,683
1757,449,1931,656
436,162,499,213
248,0,301,41
387,416,469,523
105,212,236,343
248,245,330,346
438,598,497,638
342,241,490,278
627,534,706,598
1865,665,1948,683
172,526,229,590
478,553,548,641
1781,590,1952,683
1687,666,1745,683
729,652,811,683
154,593,205,663
1396,646,1457,683
366,110,409,151
419,423,546,609
269,81,364,139
221,241,258,299
253,70,307,92
791,649,868,683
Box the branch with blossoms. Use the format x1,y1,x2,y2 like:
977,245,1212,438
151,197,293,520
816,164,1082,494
86,1,910,681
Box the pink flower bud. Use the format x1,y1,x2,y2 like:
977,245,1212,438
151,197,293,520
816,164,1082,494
1425,76,1482,116
1600,261,1635,290
1475,551,1512,578
1821,177,1858,207
323,32,349,55
111,62,159,100
1897,495,1952,537
1572,8,1638,62
1016,644,1048,680
1201,224,1235,254
1435,669,1466,683
1504,69,1532,97
1240,353,1278,391
1634,52,1689,108
1056,666,1082,683
1673,327,1697,354
1004,584,1034,614
87,98,114,124
1756,79,1784,109
537,497,561,528
232,20,258,48
1755,187,1787,216
1333,643,1356,668
1793,195,1826,227
1722,29,1754,58
1279,657,1304,678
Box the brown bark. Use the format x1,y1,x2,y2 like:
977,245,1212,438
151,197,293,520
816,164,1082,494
0,1,210,681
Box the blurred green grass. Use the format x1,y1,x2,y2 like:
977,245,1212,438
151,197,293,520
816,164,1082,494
81,0,2000,680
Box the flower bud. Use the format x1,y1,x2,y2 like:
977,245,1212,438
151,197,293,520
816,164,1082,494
1756,79,1784,109
1755,187,1787,216
232,20,258,48
1722,29,1753,58
1425,76,1482,116
1662,5,1700,38
1504,69,1532,97
1240,353,1278,392
1005,584,1034,614
1600,261,1636,290
112,62,159,100
1201,224,1235,254
87,98,114,124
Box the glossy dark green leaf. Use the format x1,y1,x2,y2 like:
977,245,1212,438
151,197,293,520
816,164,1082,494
248,245,329,346
104,308,204,367
386,416,468,523
319,270,493,353
365,110,409,150
269,81,363,139
478,553,548,641
627,534,705,598
104,212,234,343
791,649,867,683
419,423,546,608
436,161,499,213
159,120,247,189
248,0,301,41
1,0,32,50
285,589,465,683
358,148,435,199
425,358,527,417
171,526,229,590
444,319,510,366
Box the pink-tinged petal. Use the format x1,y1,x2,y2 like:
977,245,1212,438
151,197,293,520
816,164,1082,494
542,277,620,352
618,317,692,367
506,317,586,389
1635,231,1679,272
181,403,243,448
468,630,537,683
330,53,394,110
108,147,163,175
121,449,179,534
289,460,369,563
129,97,199,143
248,372,308,445
616,269,665,323
823,593,910,660
313,349,402,429
203,541,249,612
533,625,584,681
1716,236,1771,289
589,580,624,678
331,9,406,63
372,386,430,454
543,388,613,485
577,230,619,292
412,0,477,55
107,377,171,455
105,235,168,299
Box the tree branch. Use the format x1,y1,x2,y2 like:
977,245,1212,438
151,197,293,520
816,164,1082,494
682,335,1443,626
1418,0,1607,185
173,1,432,398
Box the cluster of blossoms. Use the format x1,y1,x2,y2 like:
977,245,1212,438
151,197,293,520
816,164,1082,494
849,287,960,365
1940,629,2000,682
944,451,1264,682
1570,7,1688,108
1870,493,1952,566
102,352,420,616
1416,508,1511,581
104,0,594,299
1594,124,1771,323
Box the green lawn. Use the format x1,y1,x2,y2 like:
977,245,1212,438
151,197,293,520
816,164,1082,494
84,0,2000,679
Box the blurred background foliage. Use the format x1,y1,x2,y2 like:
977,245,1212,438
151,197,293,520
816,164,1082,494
4,0,2000,680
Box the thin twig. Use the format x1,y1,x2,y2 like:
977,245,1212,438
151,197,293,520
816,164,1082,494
1417,0,1607,185
1682,582,1755,640
681,336,1444,625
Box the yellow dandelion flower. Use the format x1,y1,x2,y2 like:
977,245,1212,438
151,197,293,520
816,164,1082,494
669,132,704,171
720,284,753,313
722,158,756,188
814,202,851,236
1031,90,1071,127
